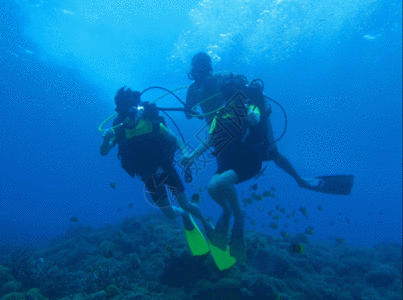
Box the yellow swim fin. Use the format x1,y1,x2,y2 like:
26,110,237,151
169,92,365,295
208,240,237,271
183,214,210,256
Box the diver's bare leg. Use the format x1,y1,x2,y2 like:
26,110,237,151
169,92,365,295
272,151,323,187
156,197,184,219
175,192,214,238
216,171,247,262
207,171,243,254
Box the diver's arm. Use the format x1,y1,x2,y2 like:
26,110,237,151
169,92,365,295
161,123,211,167
100,129,117,156
180,134,212,167
100,139,117,156
160,123,185,153
185,84,197,120
192,134,212,158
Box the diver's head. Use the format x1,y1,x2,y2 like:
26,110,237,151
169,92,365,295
114,86,141,114
188,52,213,81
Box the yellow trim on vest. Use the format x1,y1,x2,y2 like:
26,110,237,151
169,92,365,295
159,123,169,134
209,105,260,135
125,119,153,139
250,104,260,116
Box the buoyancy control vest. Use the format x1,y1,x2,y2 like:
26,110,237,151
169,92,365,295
214,74,271,158
113,103,175,178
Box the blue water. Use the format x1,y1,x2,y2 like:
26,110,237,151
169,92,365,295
0,0,401,251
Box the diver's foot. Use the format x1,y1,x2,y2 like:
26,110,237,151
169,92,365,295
210,212,231,250
204,222,215,240
229,211,247,262
210,228,229,251
298,178,324,190
182,213,193,231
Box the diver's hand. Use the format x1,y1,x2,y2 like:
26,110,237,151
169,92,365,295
246,104,260,126
100,128,116,156
180,152,195,168
102,129,115,141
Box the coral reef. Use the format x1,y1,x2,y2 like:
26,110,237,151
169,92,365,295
0,213,401,300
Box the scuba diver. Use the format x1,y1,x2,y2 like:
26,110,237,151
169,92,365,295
181,88,262,263
100,86,213,258
181,52,354,263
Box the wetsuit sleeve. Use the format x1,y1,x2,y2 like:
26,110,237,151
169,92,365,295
185,84,197,120
159,123,182,151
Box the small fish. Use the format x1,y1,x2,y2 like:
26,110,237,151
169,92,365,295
244,197,253,204
305,226,315,235
299,206,308,217
364,34,381,40
251,183,258,191
279,231,288,238
335,237,345,244
279,207,286,214
272,214,280,220
317,205,324,211
110,182,116,189
39,257,44,263
128,203,134,208
290,243,304,254
252,193,264,201
191,193,201,203
262,190,272,197
269,222,279,229
258,206,264,212
70,216,78,223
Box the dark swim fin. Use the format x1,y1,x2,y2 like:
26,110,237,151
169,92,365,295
312,175,355,195
183,214,210,256
229,214,247,262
